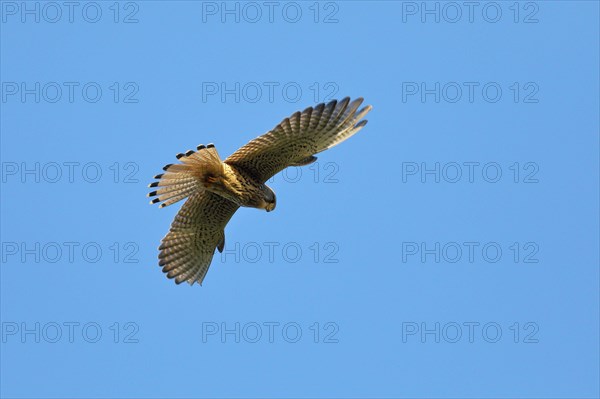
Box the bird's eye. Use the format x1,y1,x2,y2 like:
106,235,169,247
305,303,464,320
264,190,275,203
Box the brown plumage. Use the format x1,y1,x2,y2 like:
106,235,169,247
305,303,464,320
148,97,372,285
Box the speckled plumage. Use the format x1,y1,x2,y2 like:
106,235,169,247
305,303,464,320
149,97,372,285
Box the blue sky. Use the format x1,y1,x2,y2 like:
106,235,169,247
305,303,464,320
1,1,599,398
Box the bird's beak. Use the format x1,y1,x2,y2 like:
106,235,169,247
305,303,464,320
265,202,276,212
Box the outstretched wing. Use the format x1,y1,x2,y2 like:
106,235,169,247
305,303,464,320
158,191,239,285
225,97,372,183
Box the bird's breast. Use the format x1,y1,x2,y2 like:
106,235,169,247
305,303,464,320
221,164,263,207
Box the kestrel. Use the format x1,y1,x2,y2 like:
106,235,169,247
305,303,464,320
148,97,372,285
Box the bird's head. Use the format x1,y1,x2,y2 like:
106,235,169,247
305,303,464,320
261,185,276,212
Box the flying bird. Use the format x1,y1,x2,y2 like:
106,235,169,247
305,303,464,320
148,97,372,285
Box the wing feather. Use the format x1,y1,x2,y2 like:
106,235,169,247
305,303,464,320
225,97,372,182
157,191,239,285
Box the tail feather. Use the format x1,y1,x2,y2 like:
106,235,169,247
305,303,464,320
148,144,224,208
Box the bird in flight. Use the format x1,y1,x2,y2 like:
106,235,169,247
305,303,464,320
148,97,372,285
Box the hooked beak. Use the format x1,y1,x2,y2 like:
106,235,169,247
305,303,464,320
265,202,276,212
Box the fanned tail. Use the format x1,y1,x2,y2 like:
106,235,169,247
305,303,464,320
148,144,224,208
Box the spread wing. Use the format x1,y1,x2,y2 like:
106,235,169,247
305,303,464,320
158,191,239,285
225,97,372,183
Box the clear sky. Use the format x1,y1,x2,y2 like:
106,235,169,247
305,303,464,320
1,1,599,398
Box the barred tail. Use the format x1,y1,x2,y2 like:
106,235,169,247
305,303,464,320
148,143,223,208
